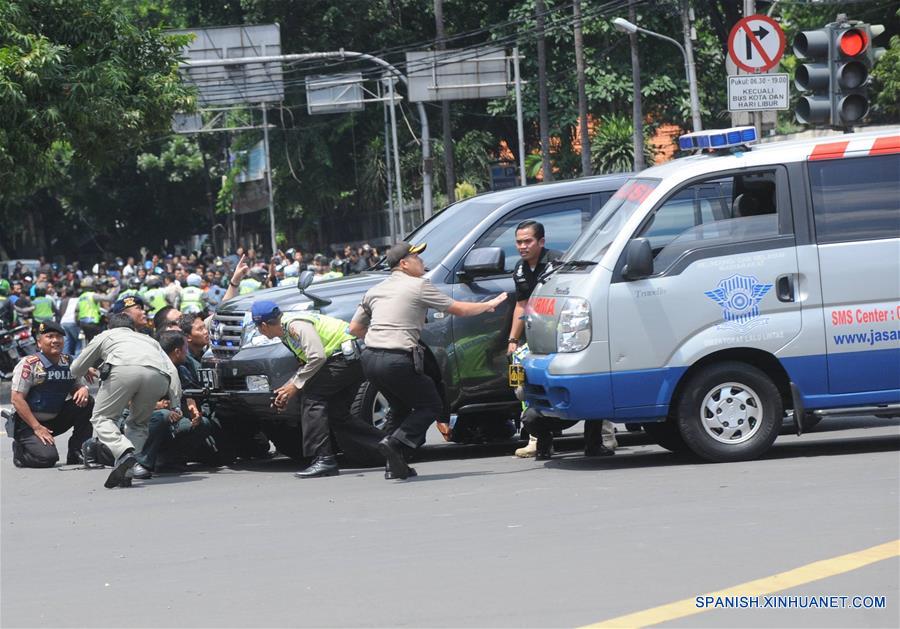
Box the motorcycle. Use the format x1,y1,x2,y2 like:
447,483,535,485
13,324,37,357
0,326,18,379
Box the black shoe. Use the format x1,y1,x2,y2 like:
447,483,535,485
584,445,616,457
378,437,411,480
294,455,339,478
104,452,137,489
81,439,105,469
384,464,417,480
130,462,152,480
12,442,25,468
535,437,554,460
66,450,84,465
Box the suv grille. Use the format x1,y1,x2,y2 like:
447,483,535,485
210,311,245,357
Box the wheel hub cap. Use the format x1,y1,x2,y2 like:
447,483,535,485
701,382,763,445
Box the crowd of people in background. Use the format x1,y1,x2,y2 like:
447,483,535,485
0,243,386,354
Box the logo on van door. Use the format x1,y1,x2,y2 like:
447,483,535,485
704,274,772,332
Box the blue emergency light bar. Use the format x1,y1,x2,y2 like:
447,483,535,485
678,126,758,151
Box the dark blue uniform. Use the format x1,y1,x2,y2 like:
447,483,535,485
9,352,93,467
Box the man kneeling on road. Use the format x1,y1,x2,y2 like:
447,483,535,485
253,300,384,478
7,321,93,468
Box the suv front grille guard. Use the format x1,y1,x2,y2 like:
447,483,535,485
210,312,245,357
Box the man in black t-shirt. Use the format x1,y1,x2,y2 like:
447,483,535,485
506,220,561,358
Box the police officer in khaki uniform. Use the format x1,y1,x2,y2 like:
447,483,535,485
7,321,93,467
254,300,383,478
70,311,181,488
349,241,507,480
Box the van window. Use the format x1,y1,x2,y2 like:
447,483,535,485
637,170,787,274
808,153,900,244
476,196,592,273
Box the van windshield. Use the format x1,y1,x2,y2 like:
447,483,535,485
564,178,659,263
375,197,501,270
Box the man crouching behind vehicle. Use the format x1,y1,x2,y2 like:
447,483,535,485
252,300,384,478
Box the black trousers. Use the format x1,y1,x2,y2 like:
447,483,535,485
78,322,103,344
521,407,577,442
302,355,383,464
11,399,94,468
361,348,442,450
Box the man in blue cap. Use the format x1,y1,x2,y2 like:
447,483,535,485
252,299,383,478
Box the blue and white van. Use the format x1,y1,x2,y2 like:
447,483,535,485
522,127,900,462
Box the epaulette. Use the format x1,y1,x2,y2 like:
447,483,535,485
24,355,41,365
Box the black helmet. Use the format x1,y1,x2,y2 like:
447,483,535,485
250,267,268,281
128,277,142,290
34,282,48,297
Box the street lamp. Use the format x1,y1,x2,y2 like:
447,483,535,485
612,17,702,132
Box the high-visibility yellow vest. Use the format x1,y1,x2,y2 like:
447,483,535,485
279,312,354,363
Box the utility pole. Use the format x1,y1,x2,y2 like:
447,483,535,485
434,0,456,203
743,0,761,135
681,0,703,133
535,0,553,182
628,0,645,171
573,0,591,176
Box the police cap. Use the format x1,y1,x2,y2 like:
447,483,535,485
385,241,427,268
251,300,281,325
111,294,145,314
36,320,65,337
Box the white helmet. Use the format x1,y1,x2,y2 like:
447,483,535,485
283,262,300,277
186,273,202,287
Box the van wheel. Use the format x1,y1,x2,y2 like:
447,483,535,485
676,362,782,462
350,380,391,432
642,420,688,453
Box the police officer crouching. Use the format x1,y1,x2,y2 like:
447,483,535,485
7,321,93,468
252,300,383,478
349,242,507,480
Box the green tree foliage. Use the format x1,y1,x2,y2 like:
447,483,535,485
0,0,194,201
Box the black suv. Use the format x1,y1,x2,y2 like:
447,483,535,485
204,174,628,456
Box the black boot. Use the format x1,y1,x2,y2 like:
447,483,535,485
384,460,417,480
81,438,105,469
294,455,339,478
104,450,137,488
130,462,152,480
378,436,412,480
535,436,554,460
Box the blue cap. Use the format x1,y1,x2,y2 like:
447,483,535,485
251,300,281,324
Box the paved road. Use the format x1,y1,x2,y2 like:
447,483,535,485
2,379,898,628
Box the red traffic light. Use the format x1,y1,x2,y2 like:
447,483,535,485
838,28,868,56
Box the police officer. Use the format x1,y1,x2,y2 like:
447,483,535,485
143,275,168,316
8,321,93,468
118,277,143,300
180,273,207,315
238,267,267,295
76,276,114,343
110,294,150,333
70,310,181,488
0,279,14,328
30,282,57,325
254,300,383,478
349,241,507,480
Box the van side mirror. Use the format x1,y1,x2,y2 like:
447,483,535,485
622,238,653,280
297,270,314,291
461,247,505,277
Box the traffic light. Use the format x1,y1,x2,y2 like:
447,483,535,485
794,21,885,128
831,23,884,126
794,27,832,125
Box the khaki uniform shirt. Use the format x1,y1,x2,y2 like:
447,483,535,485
351,271,453,350
70,327,181,405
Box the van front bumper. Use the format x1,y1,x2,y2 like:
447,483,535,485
522,353,614,421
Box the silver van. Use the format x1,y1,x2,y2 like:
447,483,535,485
522,127,900,462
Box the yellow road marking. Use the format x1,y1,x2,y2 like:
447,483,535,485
581,539,900,628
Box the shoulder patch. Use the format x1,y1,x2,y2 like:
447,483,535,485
24,355,41,365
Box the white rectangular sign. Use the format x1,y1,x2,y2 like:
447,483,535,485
727,73,789,112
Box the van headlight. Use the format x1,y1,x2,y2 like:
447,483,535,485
557,298,591,353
